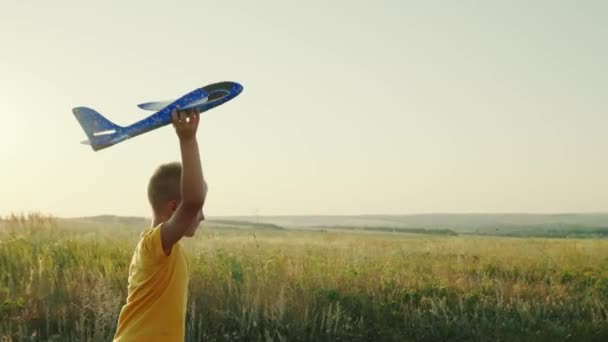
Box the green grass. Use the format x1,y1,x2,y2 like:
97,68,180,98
2,214,608,341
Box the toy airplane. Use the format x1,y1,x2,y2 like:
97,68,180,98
73,81,243,151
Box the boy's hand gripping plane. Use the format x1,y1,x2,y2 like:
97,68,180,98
72,81,243,151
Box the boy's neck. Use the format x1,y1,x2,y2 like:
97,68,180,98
152,213,170,228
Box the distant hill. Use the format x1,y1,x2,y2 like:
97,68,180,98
61,213,608,238
61,215,283,232
214,213,608,236
69,215,149,226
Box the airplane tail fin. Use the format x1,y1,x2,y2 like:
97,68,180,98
72,107,124,151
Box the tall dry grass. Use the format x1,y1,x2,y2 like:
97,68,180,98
1,214,608,341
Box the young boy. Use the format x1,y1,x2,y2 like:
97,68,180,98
113,108,207,341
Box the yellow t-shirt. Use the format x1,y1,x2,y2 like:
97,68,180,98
113,224,190,342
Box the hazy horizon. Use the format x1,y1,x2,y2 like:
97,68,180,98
1,1,606,218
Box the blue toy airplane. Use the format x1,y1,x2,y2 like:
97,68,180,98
73,81,243,151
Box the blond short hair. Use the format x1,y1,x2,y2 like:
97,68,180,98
147,162,182,214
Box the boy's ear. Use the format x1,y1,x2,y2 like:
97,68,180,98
170,200,178,211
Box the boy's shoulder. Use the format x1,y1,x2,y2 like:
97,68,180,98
135,224,167,263
137,224,160,246
139,224,160,239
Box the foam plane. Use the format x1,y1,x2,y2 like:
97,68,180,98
73,81,243,151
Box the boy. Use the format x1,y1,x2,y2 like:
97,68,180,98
113,108,207,341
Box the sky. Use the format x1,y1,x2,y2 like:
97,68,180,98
0,0,606,218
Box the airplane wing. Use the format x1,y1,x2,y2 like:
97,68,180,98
138,96,209,112
137,100,174,111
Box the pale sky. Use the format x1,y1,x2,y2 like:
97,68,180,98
0,0,606,218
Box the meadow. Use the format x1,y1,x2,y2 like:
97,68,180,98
2,214,608,341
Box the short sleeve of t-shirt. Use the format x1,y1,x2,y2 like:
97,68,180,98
139,224,168,264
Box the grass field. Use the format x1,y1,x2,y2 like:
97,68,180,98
2,214,608,341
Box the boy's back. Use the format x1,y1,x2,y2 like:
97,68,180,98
113,225,189,341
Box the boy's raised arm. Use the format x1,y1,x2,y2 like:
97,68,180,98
161,108,206,254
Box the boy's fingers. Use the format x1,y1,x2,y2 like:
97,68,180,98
184,109,197,123
172,108,201,128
